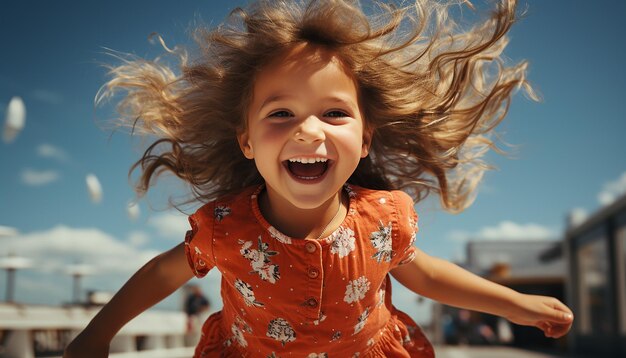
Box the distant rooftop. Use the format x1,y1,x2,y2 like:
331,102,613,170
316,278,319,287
465,239,565,284
566,191,626,239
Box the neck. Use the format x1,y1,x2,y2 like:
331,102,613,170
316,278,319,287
259,187,345,240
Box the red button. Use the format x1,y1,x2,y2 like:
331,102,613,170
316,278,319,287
305,242,316,253
308,268,319,279
306,298,319,307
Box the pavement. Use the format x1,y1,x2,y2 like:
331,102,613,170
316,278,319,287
434,345,592,358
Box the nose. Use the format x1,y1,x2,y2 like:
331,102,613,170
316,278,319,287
294,115,325,143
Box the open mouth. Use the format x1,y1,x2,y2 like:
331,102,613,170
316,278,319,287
283,157,330,180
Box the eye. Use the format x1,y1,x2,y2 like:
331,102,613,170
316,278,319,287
324,110,349,118
268,110,294,118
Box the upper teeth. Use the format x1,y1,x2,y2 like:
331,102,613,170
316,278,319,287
288,157,328,163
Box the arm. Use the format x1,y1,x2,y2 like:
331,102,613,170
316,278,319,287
390,248,573,338
64,242,195,358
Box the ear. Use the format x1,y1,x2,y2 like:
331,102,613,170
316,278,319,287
360,128,373,158
237,130,254,159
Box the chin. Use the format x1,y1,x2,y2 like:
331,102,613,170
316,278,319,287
286,192,335,210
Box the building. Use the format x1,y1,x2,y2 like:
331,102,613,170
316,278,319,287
565,193,626,357
431,238,568,351
0,302,194,358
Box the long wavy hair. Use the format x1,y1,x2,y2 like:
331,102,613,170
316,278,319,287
97,0,536,213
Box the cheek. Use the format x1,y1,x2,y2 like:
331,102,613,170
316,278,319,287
335,127,365,152
253,124,293,147
333,134,366,171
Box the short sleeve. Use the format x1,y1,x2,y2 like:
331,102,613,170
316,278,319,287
184,201,217,278
390,190,418,269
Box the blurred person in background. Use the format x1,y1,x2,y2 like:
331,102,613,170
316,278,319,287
183,284,210,345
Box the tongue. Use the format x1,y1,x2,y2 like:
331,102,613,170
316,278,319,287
288,162,327,178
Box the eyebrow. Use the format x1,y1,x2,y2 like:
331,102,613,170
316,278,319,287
258,94,359,113
259,94,295,112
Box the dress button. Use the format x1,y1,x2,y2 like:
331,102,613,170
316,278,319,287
305,242,316,253
308,267,319,279
306,298,319,308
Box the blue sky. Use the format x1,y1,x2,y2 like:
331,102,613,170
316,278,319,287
1,1,625,324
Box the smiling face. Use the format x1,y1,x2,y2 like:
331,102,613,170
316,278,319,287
238,45,371,211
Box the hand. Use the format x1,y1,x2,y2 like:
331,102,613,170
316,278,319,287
505,293,573,338
63,331,110,358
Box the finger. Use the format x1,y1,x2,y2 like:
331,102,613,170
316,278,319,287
537,321,551,335
546,300,574,323
540,321,560,338
549,323,571,338
551,310,573,323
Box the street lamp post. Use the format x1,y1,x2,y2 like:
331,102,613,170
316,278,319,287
0,255,32,302
65,264,95,304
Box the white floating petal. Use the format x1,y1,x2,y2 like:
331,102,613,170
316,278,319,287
127,202,140,221
3,97,26,143
86,174,103,203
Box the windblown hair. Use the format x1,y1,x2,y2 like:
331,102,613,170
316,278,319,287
97,0,535,212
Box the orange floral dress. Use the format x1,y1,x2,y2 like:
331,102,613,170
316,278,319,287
184,184,435,357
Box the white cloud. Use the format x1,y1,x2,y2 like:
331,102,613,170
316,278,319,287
20,168,60,186
32,89,63,105
567,207,588,228
2,225,220,309
37,143,69,162
148,211,190,240
128,230,149,247
0,225,19,237
597,171,626,206
448,221,556,243
1,225,167,306
4,225,159,274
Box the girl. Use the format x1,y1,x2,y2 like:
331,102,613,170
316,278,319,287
65,0,573,357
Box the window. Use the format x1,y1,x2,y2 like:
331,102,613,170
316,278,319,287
577,234,612,335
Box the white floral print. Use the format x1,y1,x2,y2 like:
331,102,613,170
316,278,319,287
267,318,296,346
307,353,328,358
344,184,357,198
370,220,394,263
229,323,247,347
409,215,418,247
398,250,416,266
188,244,206,274
214,205,231,221
268,226,292,244
398,215,417,266
403,333,412,345
353,307,371,335
194,246,206,266
344,276,371,304
314,311,327,326
234,279,264,307
329,227,356,258
224,316,252,348
376,288,385,308
239,237,280,283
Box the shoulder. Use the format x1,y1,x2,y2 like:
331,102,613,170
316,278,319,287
347,184,415,213
348,185,418,235
191,186,258,224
